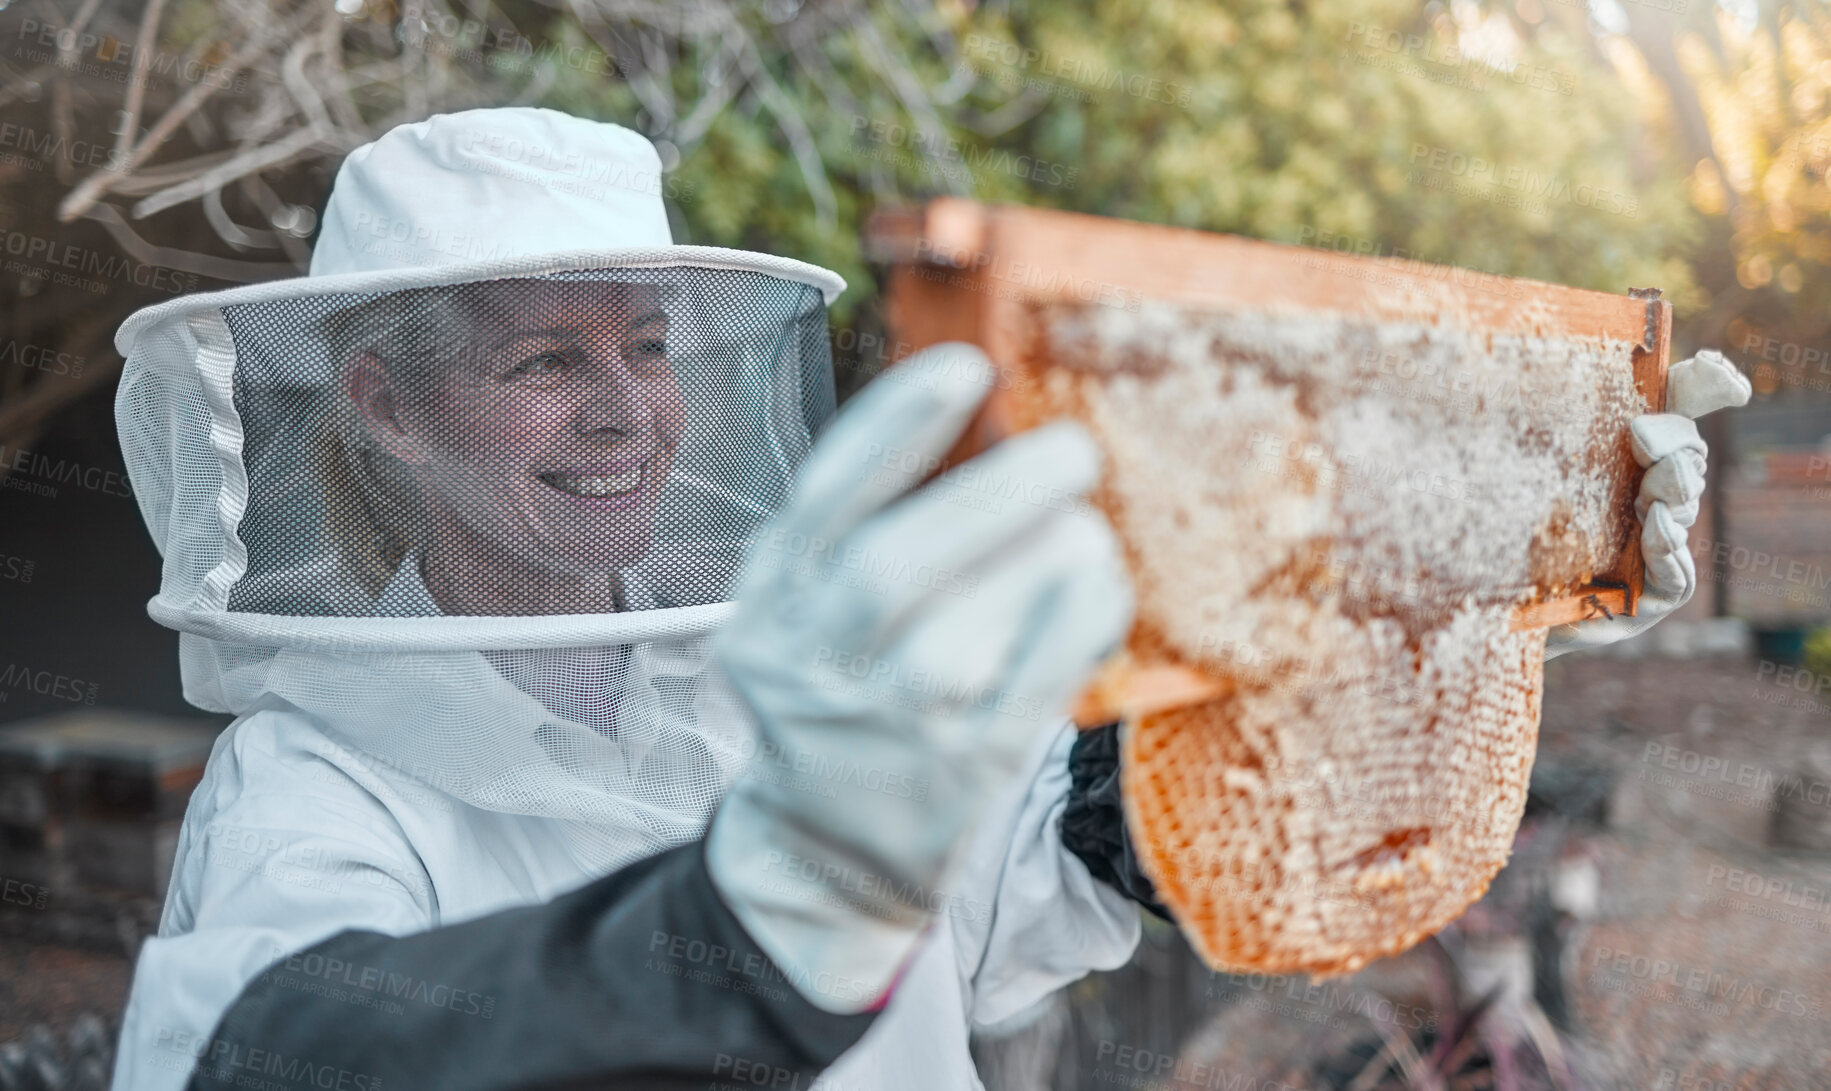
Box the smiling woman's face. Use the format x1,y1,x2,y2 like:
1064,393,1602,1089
350,280,686,580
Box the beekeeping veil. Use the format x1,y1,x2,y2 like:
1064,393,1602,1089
114,108,842,873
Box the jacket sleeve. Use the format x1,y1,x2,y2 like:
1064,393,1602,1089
952,721,1145,1030
1060,721,1174,922
181,841,875,1091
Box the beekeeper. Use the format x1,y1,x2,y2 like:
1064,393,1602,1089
106,106,1742,1091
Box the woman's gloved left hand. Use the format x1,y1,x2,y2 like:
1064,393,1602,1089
1545,350,1751,659
706,342,1133,1015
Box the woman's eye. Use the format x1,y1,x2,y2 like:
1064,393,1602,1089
632,338,668,357
503,352,567,381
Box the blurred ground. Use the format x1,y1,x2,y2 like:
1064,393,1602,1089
0,937,124,1046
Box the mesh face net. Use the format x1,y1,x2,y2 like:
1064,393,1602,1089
228,268,833,617
117,264,837,873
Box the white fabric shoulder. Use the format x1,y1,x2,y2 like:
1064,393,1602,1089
114,710,436,1091
164,709,436,930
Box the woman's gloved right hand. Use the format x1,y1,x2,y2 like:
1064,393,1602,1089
705,343,1133,1014
1544,350,1750,659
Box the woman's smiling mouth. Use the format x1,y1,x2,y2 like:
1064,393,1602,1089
539,463,648,504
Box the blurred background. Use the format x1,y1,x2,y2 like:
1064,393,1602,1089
0,0,1826,1087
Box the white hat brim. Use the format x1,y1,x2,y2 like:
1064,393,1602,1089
116,245,847,357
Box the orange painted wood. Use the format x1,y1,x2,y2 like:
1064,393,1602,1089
873,198,1664,344
1510,588,1634,631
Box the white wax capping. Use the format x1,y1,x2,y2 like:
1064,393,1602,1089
1039,301,1645,667
1049,298,1646,974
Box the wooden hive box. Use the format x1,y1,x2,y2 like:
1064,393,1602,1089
865,199,1672,974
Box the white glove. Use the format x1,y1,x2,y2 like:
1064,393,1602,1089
1545,350,1750,659
704,343,1133,1013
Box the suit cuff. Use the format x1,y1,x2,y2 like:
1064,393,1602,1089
1060,722,1174,922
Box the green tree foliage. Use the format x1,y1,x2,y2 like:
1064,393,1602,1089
533,0,1703,330
3,0,1825,446
959,0,1701,299
1680,6,1831,390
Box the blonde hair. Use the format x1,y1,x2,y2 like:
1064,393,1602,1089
312,285,474,600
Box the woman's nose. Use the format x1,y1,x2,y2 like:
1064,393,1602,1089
573,364,655,438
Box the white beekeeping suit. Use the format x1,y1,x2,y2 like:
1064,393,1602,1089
109,107,1142,1091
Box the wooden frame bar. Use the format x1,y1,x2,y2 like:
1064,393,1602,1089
866,198,1671,638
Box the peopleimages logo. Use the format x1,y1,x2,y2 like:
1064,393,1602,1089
12,21,250,94
810,646,1046,722
646,928,873,1006
907,238,1144,311
0,230,197,294
859,440,1090,516
1093,1041,1308,1090
0,122,126,171
748,525,980,598
1588,945,1821,1018
344,212,522,265
1342,22,1576,95
151,1028,381,1090
849,116,1081,189
960,35,1193,107
0,662,97,704
1407,144,1639,217
1246,429,1490,506
459,129,695,201
735,736,930,802
0,878,49,910
1225,972,1439,1032
711,1053,861,1091
396,5,619,77
264,948,495,1019
0,336,85,378
759,850,993,926
1706,863,1831,917
1191,632,1421,708
1740,330,1831,374
1293,226,1529,301
0,444,133,498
